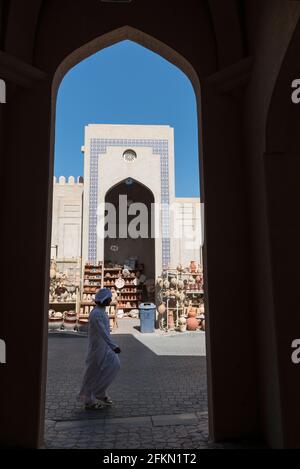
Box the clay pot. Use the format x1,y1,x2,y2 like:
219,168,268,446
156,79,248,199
50,268,56,280
78,318,89,333
49,318,63,331
171,277,178,287
64,319,77,331
188,308,197,318
54,312,63,320
190,261,198,273
187,317,199,331
200,303,205,314
178,280,185,290
178,316,187,333
164,280,170,289
158,303,166,315
48,310,63,331
168,312,175,330
63,310,77,331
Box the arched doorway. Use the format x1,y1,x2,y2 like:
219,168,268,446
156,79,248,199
104,179,156,290
1,0,285,448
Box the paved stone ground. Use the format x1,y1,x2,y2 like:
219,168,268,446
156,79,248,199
45,320,262,449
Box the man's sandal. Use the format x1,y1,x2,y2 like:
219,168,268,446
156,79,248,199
97,396,113,406
85,402,104,410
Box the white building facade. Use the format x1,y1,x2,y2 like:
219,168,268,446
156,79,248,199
52,124,202,277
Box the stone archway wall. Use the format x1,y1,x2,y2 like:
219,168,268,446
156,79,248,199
1,0,299,449
248,2,300,448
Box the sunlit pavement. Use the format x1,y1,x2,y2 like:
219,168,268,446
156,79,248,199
44,320,262,449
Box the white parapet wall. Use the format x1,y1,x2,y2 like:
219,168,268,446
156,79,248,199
51,176,84,264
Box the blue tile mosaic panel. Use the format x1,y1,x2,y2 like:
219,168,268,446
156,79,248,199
88,138,171,268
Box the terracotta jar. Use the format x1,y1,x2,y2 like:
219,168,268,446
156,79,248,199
187,317,199,331
48,311,63,331
188,308,197,318
78,318,89,333
190,261,198,273
168,311,175,330
158,303,166,315
64,311,77,331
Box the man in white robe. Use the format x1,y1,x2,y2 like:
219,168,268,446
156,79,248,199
79,288,121,409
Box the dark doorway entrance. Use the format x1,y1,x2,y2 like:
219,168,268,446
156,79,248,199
104,178,155,286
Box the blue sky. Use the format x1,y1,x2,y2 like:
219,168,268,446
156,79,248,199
54,40,200,197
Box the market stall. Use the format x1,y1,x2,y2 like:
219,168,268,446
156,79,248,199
156,261,205,333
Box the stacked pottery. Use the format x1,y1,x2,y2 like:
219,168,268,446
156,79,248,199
48,311,63,331
187,308,199,331
63,311,77,331
157,277,164,289
171,277,178,287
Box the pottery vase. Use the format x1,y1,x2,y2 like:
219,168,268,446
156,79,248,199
178,316,187,333
168,311,175,330
187,317,199,331
188,308,197,318
158,303,166,315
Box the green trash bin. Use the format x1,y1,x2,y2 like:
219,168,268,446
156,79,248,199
139,303,156,333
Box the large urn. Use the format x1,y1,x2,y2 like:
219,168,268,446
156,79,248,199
187,309,199,331
48,311,63,331
168,311,175,331
63,311,77,331
78,316,89,333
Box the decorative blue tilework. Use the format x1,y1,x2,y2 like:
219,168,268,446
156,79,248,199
88,138,171,268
